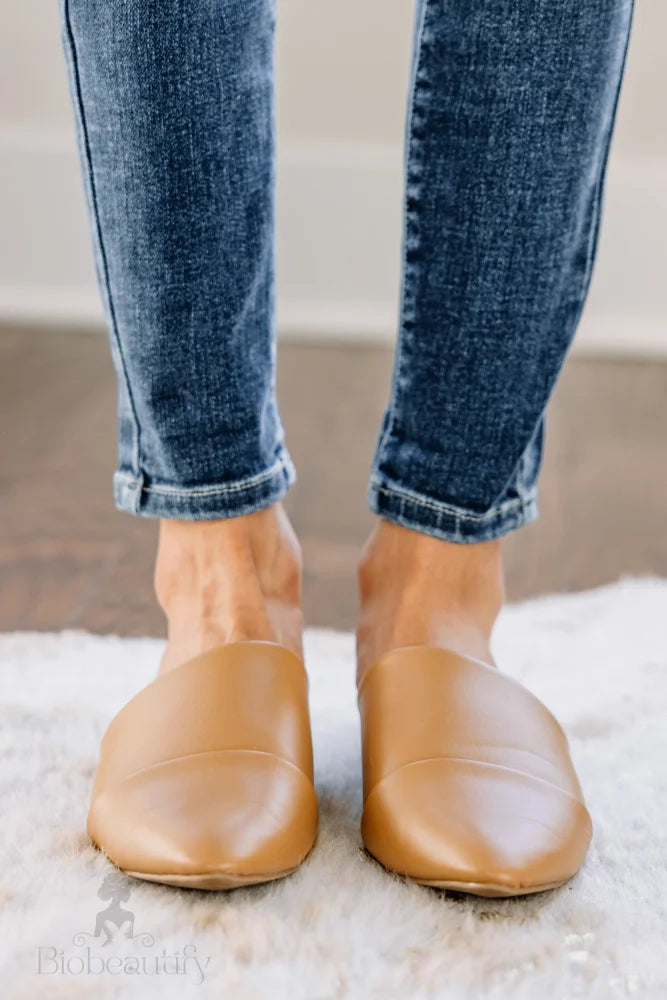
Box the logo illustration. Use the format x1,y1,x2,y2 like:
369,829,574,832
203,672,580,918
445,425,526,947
72,871,153,949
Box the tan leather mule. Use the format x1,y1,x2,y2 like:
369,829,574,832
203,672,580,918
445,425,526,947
88,641,318,889
358,646,592,896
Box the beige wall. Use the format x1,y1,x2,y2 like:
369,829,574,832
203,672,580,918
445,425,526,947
0,1,665,351
278,0,412,146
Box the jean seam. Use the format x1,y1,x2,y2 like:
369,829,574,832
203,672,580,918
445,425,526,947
132,455,292,499
369,479,536,524
62,0,142,478
373,0,431,464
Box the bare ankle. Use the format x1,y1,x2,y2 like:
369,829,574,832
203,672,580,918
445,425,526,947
155,506,300,604
359,519,504,607
356,518,505,672
154,504,304,670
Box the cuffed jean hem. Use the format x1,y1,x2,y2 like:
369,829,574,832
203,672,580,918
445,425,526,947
113,452,296,520
367,476,539,544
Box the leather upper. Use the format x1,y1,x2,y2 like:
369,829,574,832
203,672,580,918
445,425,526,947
358,646,593,893
88,641,318,881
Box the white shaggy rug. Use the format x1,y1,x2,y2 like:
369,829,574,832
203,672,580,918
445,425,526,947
1,578,666,999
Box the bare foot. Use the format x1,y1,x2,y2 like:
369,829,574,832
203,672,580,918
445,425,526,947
154,503,303,674
356,518,505,682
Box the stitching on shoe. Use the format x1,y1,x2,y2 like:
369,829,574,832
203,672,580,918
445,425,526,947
363,756,589,810
98,748,314,791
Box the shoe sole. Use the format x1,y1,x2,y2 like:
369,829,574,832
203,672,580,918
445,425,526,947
411,875,569,897
364,848,570,897
121,866,298,890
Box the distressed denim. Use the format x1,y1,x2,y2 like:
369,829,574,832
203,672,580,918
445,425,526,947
60,0,633,541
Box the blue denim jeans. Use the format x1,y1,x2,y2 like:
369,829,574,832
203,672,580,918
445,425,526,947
60,0,633,542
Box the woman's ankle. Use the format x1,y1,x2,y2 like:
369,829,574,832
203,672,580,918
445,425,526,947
356,518,505,674
154,504,304,670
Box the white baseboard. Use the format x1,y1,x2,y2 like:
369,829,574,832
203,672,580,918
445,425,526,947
0,285,103,328
1,127,666,357
1,284,664,360
572,315,667,358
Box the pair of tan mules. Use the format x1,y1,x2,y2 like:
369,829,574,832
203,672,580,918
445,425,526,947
88,641,592,897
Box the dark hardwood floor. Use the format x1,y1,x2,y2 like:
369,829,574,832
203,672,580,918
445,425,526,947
1,326,666,635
